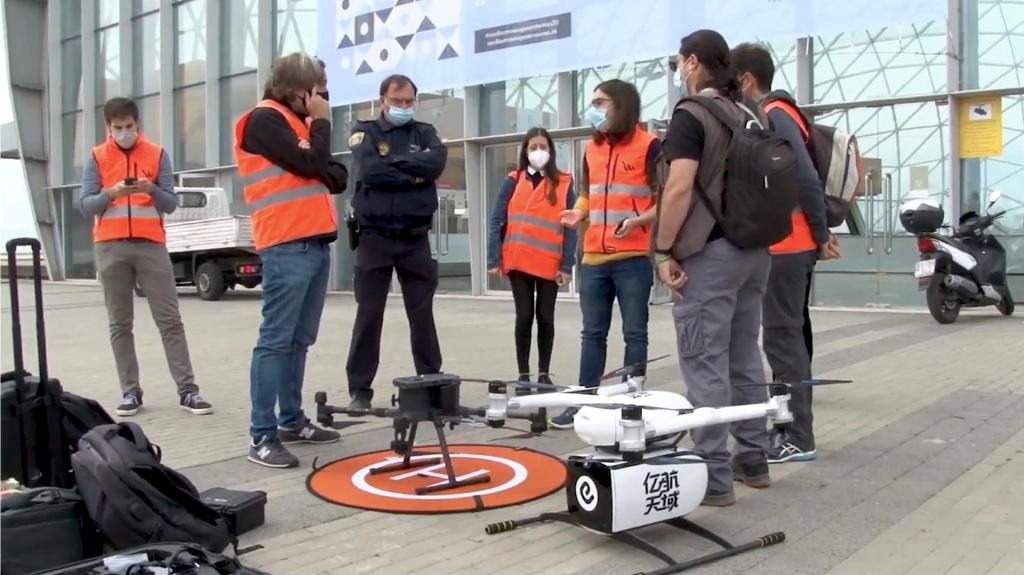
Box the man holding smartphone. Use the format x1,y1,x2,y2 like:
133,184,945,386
80,97,213,418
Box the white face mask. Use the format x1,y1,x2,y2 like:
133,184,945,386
112,127,138,149
527,149,550,170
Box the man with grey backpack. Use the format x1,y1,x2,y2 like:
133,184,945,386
654,30,800,507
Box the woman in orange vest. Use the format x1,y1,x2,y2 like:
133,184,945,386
550,80,662,428
487,128,577,391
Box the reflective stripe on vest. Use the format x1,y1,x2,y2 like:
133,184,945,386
508,213,562,233
587,183,652,197
233,99,337,250
91,135,166,244
240,165,288,187
583,127,657,254
501,170,571,280
102,204,160,218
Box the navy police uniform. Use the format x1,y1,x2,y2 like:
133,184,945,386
346,115,447,402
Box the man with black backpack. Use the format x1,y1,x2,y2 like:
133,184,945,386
654,30,800,507
731,43,839,465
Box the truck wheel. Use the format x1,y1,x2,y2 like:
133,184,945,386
196,262,226,301
926,275,960,324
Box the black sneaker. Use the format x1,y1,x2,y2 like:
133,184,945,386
348,395,371,412
278,422,340,445
116,391,143,416
516,374,534,396
179,392,214,415
767,441,817,464
732,458,772,488
247,437,298,469
537,374,556,393
700,488,736,507
549,407,579,430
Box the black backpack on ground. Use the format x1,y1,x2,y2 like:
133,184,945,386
32,543,272,575
71,422,233,554
1,238,73,489
0,487,104,575
683,96,800,249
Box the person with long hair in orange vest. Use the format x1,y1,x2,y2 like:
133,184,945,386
487,128,578,392
234,53,348,468
552,80,662,428
79,97,213,418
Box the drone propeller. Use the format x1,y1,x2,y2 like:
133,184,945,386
733,378,853,389
597,354,672,382
326,420,368,431
460,377,566,392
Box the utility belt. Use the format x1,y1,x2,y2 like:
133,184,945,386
345,212,430,250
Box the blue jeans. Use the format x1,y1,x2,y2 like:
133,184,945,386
578,257,653,388
249,239,331,441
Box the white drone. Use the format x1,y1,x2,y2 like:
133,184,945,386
479,358,850,574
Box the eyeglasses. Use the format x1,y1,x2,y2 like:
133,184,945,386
590,97,613,108
385,97,417,108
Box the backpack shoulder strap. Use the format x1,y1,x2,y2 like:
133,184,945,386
764,99,809,142
681,96,743,133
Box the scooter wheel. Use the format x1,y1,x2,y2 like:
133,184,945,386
927,276,960,324
996,292,1014,316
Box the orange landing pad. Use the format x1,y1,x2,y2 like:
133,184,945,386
306,444,567,514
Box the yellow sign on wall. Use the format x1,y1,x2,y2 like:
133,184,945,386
959,97,1003,158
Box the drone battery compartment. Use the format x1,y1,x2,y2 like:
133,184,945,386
393,374,462,417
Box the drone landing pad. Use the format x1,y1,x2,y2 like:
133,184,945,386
307,444,567,514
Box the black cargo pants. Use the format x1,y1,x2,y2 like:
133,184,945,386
762,250,818,451
346,228,442,400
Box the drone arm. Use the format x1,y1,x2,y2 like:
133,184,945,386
645,399,784,439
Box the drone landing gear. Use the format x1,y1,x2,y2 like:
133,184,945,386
484,513,785,574
379,417,490,495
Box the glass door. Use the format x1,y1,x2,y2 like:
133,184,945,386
430,145,472,293
483,138,576,296
812,102,952,308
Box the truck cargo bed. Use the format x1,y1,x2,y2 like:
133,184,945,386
165,216,255,254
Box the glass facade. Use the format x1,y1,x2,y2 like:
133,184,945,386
46,0,1023,304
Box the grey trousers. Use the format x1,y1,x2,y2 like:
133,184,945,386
94,240,198,396
672,239,771,492
762,250,818,451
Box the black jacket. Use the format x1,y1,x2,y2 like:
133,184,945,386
349,116,447,230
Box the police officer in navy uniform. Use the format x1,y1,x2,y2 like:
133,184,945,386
346,74,448,410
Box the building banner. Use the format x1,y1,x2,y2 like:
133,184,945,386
317,0,946,106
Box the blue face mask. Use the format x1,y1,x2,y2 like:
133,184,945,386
673,72,686,96
584,105,609,132
386,105,415,126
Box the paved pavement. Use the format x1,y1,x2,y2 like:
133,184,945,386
2,283,1022,575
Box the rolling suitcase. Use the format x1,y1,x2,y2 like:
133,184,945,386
0,238,73,488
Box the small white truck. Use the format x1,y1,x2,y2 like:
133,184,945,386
137,188,261,301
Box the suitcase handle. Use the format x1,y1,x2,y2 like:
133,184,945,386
6,238,49,394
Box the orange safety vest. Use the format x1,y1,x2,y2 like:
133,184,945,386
501,170,571,280
91,134,166,244
764,100,817,255
233,99,337,251
583,126,657,254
